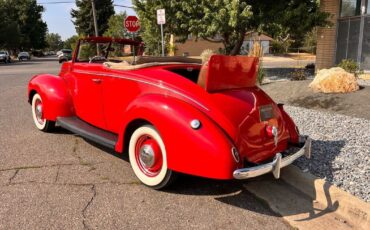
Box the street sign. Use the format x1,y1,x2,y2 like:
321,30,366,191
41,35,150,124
157,9,166,56
157,9,166,25
124,16,140,33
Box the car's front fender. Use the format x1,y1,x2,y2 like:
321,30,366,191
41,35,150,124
28,74,74,121
116,94,241,180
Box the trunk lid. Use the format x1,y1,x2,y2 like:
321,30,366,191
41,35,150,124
210,88,290,163
202,55,290,163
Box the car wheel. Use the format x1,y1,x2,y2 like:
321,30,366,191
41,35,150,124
129,125,177,189
31,93,55,132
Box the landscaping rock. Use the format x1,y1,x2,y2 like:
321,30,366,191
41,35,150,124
285,106,370,202
309,67,359,93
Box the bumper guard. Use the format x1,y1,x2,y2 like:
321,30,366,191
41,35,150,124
233,136,311,179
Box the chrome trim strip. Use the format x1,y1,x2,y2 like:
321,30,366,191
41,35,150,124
72,69,210,111
233,136,312,180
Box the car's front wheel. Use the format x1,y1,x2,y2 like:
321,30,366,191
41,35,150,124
129,125,177,189
31,93,55,132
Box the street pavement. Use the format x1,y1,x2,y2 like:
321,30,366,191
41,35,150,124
0,59,290,229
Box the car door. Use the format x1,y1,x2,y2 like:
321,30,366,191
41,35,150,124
69,62,106,129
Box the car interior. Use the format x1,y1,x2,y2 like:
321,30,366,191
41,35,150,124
76,40,206,85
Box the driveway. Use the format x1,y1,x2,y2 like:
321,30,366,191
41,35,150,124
0,60,289,229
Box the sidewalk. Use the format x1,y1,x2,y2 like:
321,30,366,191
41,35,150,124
262,55,315,68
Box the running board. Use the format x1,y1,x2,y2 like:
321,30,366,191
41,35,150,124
56,116,118,149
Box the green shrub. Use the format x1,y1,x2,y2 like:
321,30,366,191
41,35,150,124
337,59,360,74
290,69,307,81
257,63,265,85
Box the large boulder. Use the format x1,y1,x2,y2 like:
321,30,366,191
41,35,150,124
309,67,359,93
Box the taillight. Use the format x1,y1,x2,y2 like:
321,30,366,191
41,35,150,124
266,125,277,137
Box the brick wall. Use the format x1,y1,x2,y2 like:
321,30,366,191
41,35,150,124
316,0,340,70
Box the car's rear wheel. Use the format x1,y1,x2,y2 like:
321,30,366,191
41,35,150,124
31,93,55,132
129,125,176,189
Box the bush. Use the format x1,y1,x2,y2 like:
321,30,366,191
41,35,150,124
337,59,360,74
200,49,215,63
290,69,307,81
256,63,265,85
305,63,315,69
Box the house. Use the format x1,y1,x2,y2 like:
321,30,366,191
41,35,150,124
317,0,370,70
242,32,273,55
169,34,223,56
169,33,273,56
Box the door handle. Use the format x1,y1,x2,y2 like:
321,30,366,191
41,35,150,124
92,79,102,84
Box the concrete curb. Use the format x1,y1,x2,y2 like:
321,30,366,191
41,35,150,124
281,165,370,230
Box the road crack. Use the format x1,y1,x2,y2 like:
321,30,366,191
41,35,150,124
82,184,96,230
55,165,61,183
8,169,19,184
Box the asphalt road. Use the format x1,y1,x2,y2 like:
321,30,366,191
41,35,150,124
0,59,290,229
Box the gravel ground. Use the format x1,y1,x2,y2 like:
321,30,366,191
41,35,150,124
284,105,370,202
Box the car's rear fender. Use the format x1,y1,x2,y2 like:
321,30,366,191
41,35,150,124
116,94,241,180
28,74,74,121
277,104,299,144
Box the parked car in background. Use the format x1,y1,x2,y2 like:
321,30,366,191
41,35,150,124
58,49,72,63
28,36,311,189
0,51,11,63
18,52,31,61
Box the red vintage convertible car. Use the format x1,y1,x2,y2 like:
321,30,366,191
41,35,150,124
28,37,311,189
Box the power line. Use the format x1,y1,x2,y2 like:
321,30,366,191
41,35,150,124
38,1,134,8
38,1,74,4
114,4,133,9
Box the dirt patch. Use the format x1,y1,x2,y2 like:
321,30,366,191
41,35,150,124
261,80,370,120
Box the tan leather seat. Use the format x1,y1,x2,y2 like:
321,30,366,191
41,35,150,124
197,62,208,89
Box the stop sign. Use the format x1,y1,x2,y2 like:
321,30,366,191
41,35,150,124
124,16,140,33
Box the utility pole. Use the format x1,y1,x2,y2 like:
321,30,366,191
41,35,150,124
91,0,99,37
90,0,99,55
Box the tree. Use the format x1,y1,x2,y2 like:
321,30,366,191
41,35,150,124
71,0,115,36
0,0,47,51
133,0,329,55
246,0,330,48
134,0,252,55
63,35,80,50
46,33,64,51
103,12,130,38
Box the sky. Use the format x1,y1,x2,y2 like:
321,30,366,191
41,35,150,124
37,0,136,40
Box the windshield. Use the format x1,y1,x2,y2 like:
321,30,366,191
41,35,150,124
62,50,72,54
76,41,141,63
0,51,5,54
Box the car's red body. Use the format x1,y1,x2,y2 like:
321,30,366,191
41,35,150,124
28,37,308,183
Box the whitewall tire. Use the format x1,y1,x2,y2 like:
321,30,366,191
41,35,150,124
129,125,176,189
31,93,55,132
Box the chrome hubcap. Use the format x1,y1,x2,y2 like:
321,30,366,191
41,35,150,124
139,145,155,167
36,104,42,119
135,135,163,177
34,100,44,124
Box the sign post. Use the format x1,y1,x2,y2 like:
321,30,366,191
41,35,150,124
124,16,140,62
157,9,166,57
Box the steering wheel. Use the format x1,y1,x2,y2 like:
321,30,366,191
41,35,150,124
89,56,107,63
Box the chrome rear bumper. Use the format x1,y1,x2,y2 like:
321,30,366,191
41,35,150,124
233,136,311,179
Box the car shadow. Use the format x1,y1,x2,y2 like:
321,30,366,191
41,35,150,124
78,134,346,220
